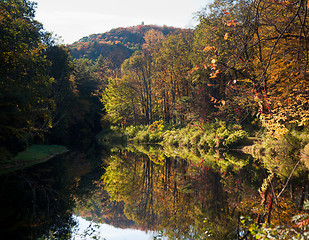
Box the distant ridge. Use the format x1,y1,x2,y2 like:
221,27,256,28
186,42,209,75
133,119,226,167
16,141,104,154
68,24,182,68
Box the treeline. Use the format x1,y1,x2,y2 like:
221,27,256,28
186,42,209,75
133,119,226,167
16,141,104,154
0,0,104,159
1,0,309,160
103,0,309,137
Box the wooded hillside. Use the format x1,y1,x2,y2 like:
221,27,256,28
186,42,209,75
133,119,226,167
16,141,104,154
68,25,180,67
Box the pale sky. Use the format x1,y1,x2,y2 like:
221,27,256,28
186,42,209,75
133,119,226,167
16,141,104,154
35,0,210,44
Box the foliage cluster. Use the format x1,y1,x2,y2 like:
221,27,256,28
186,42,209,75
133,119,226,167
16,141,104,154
162,122,248,149
123,121,248,149
240,200,309,239
0,0,104,162
249,129,309,177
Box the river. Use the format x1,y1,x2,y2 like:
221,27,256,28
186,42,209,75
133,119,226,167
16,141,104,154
0,144,307,239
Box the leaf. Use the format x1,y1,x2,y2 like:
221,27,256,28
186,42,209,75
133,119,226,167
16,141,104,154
210,70,220,78
232,19,239,26
203,46,212,52
224,33,229,40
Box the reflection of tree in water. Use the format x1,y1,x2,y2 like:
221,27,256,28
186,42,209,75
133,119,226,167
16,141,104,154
102,145,308,239
0,154,77,239
103,148,239,239
72,151,138,230
0,148,106,240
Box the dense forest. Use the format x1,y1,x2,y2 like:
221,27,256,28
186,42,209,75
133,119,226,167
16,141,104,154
1,0,309,166
0,0,308,153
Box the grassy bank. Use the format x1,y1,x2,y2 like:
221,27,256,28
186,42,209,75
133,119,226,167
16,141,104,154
0,145,68,173
123,121,249,150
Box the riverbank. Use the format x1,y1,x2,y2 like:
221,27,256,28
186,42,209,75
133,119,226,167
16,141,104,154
99,121,250,150
0,144,68,175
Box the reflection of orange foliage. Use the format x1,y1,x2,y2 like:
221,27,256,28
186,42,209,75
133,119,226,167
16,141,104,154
294,218,309,229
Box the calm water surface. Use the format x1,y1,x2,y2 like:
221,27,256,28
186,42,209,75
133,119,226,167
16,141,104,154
0,145,306,239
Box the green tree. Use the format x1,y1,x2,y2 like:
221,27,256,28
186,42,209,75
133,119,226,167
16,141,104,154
103,77,141,125
0,0,54,155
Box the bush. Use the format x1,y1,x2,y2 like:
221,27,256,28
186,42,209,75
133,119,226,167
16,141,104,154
189,130,203,147
109,121,250,149
206,133,217,148
149,132,163,143
134,130,150,143
125,125,139,139
224,130,248,148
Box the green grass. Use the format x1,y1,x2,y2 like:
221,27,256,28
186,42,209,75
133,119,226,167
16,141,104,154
13,145,67,162
0,145,68,175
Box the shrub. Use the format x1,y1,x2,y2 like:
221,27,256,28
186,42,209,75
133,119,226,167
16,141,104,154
205,133,217,148
189,130,203,147
149,132,163,143
224,130,248,148
125,125,139,139
134,130,150,143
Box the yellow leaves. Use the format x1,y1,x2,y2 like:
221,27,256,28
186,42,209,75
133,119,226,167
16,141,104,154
224,33,229,40
231,20,238,27
203,46,211,52
210,58,217,71
209,95,218,102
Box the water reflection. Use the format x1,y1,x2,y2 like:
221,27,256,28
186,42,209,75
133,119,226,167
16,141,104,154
0,144,307,239
72,216,154,240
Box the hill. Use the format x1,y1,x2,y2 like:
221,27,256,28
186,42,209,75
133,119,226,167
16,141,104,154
68,24,181,68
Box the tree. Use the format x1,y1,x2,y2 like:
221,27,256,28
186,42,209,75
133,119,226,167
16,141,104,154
153,30,194,123
0,0,54,155
194,0,309,132
121,51,153,124
103,77,141,125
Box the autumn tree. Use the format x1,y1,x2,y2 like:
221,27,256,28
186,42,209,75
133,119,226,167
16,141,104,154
120,51,153,124
153,30,194,123
194,0,309,132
